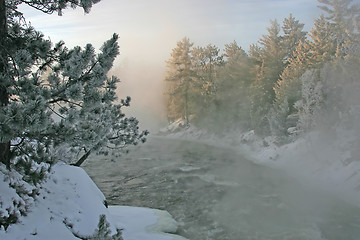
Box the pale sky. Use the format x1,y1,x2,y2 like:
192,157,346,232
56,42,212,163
20,0,323,131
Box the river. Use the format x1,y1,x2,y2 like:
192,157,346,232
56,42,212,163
83,136,360,240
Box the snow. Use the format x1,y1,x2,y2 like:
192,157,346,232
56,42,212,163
110,206,187,240
0,163,188,240
0,170,27,221
158,119,212,140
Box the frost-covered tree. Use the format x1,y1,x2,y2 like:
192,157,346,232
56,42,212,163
0,0,148,230
295,69,324,132
268,98,290,137
272,1,360,137
250,19,285,134
0,1,148,171
274,40,311,114
272,16,308,135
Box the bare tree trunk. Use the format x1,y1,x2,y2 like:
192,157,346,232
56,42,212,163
72,150,91,167
0,0,10,169
184,77,190,125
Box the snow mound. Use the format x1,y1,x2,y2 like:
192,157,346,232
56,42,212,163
109,206,187,240
0,163,188,240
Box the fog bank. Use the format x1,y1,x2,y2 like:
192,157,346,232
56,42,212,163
110,60,168,132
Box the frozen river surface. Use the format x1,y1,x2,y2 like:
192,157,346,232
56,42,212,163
83,137,360,240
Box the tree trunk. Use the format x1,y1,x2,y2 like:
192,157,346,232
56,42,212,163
184,81,189,125
72,149,91,167
0,0,10,169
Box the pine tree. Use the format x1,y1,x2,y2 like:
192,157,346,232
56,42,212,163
249,19,285,134
191,43,223,124
318,0,360,56
223,40,247,62
165,37,195,124
214,41,252,130
282,14,307,63
0,1,148,171
275,14,307,104
268,98,290,137
274,2,360,136
192,44,223,98
295,69,324,132
307,14,337,66
89,215,123,240
271,16,308,136
275,40,311,111
0,0,148,229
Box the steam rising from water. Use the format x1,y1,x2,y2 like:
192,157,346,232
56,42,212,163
110,61,168,132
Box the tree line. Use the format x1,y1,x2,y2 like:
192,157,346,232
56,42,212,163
164,0,360,142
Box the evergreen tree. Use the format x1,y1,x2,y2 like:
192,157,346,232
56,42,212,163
192,44,223,100
214,41,252,130
223,40,247,61
0,1,148,172
273,40,311,134
273,11,348,136
307,14,337,67
282,14,307,63
268,98,290,137
295,69,324,132
191,44,223,124
271,15,307,136
165,37,195,124
318,0,360,53
275,40,311,109
0,0,148,229
249,19,285,134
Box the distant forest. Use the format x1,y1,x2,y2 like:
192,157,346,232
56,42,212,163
164,0,360,143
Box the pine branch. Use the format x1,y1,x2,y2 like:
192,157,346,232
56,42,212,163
48,105,65,119
10,137,25,147
51,59,99,99
18,0,85,15
48,98,82,108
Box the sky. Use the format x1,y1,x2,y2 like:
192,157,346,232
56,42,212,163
19,0,323,131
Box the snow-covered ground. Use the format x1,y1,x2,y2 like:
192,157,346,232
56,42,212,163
0,163,188,240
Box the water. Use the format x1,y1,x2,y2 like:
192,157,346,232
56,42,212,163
83,137,360,240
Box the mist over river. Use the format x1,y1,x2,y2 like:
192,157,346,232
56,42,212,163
83,137,360,240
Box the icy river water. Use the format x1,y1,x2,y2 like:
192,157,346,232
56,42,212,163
83,136,360,240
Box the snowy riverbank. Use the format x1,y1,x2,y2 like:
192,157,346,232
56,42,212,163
0,163,188,240
248,131,360,208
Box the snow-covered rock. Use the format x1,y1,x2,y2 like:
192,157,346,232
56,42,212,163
0,163,188,240
158,119,211,140
109,206,188,240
